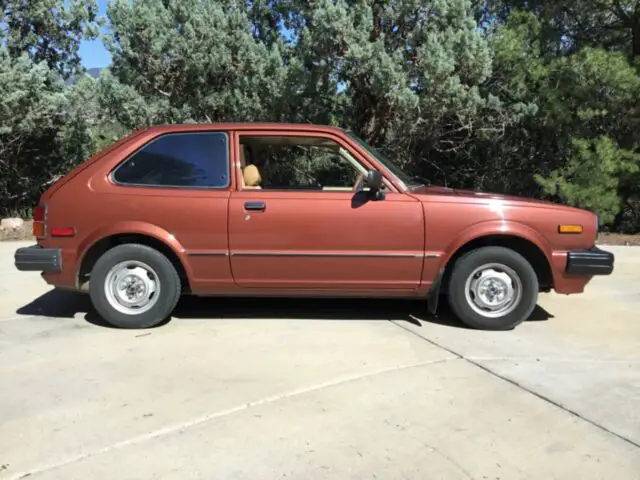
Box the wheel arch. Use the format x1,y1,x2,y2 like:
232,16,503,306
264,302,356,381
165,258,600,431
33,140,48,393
427,224,554,315
76,226,191,293
439,234,553,295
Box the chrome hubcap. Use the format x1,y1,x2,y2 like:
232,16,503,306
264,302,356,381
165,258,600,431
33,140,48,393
464,263,522,318
104,260,160,315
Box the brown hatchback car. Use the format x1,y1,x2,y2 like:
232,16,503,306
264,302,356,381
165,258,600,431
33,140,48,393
14,123,614,330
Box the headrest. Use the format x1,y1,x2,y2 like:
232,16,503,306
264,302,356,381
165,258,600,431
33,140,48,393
243,164,262,187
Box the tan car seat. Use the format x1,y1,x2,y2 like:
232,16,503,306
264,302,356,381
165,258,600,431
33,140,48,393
243,164,262,188
239,145,262,189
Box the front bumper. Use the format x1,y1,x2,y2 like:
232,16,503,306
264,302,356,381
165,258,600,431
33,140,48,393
566,246,614,276
14,245,62,273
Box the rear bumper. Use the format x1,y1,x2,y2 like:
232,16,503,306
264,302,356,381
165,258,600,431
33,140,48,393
566,246,614,276
14,245,62,273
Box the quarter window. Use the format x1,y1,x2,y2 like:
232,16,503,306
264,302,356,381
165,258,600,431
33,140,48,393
113,132,230,188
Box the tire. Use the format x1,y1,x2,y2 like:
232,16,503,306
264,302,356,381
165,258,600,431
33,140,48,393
446,246,539,331
89,243,182,329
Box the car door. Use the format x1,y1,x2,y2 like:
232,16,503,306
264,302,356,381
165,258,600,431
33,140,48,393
228,129,425,292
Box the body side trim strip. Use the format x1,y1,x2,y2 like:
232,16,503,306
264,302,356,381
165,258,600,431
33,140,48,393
186,250,229,257
231,251,427,258
186,250,443,259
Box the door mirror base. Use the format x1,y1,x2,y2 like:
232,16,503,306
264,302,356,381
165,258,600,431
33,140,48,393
366,189,386,201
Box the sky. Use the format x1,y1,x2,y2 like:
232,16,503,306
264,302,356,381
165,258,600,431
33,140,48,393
78,0,112,68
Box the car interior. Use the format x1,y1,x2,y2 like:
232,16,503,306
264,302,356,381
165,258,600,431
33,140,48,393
237,135,369,192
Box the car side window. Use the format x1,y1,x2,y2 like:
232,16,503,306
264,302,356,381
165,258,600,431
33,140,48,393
239,136,366,191
265,145,356,188
113,132,230,188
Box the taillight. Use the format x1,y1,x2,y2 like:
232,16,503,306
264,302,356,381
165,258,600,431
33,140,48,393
32,205,47,238
33,205,45,222
50,227,75,237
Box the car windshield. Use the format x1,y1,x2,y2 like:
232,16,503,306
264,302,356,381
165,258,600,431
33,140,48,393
345,130,422,188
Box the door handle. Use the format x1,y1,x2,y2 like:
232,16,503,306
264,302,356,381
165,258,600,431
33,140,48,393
244,201,266,212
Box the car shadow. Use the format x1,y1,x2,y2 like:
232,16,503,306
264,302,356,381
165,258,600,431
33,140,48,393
15,289,554,330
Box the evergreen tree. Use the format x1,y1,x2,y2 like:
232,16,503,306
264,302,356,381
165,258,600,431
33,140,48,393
0,0,99,215
98,0,289,128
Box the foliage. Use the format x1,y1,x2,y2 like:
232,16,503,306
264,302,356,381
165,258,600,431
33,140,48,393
1,0,100,79
2,0,640,233
0,48,96,215
536,137,640,224
98,0,288,127
467,5,640,226
283,0,514,155
0,0,99,215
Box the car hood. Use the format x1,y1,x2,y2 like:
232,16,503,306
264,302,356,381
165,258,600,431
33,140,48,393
411,185,561,207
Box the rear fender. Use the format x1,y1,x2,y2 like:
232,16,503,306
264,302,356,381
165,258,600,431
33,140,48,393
76,221,192,281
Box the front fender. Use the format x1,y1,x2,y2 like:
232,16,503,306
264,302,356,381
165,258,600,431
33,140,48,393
425,220,553,314
439,219,553,268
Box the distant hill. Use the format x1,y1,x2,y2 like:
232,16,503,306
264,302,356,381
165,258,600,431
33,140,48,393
65,67,105,85
87,67,103,79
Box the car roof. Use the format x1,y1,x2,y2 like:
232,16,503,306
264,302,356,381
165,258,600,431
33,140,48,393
135,122,347,135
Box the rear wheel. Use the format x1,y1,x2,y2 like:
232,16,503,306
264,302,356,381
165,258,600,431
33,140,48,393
89,244,181,329
446,246,539,330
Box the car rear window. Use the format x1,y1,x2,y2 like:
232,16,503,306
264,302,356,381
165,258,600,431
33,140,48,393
112,131,230,188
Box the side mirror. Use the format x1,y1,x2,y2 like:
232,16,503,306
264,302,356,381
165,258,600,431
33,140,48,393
364,169,385,200
365,170,383,190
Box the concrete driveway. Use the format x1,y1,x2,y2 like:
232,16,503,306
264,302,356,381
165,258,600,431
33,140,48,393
1,240,639,479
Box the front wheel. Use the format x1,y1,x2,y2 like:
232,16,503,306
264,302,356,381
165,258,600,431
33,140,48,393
446,246,539,330
89,244,182,329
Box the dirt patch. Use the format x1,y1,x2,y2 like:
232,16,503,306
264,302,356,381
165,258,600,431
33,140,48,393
0,220,33,241
596,233,640,246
